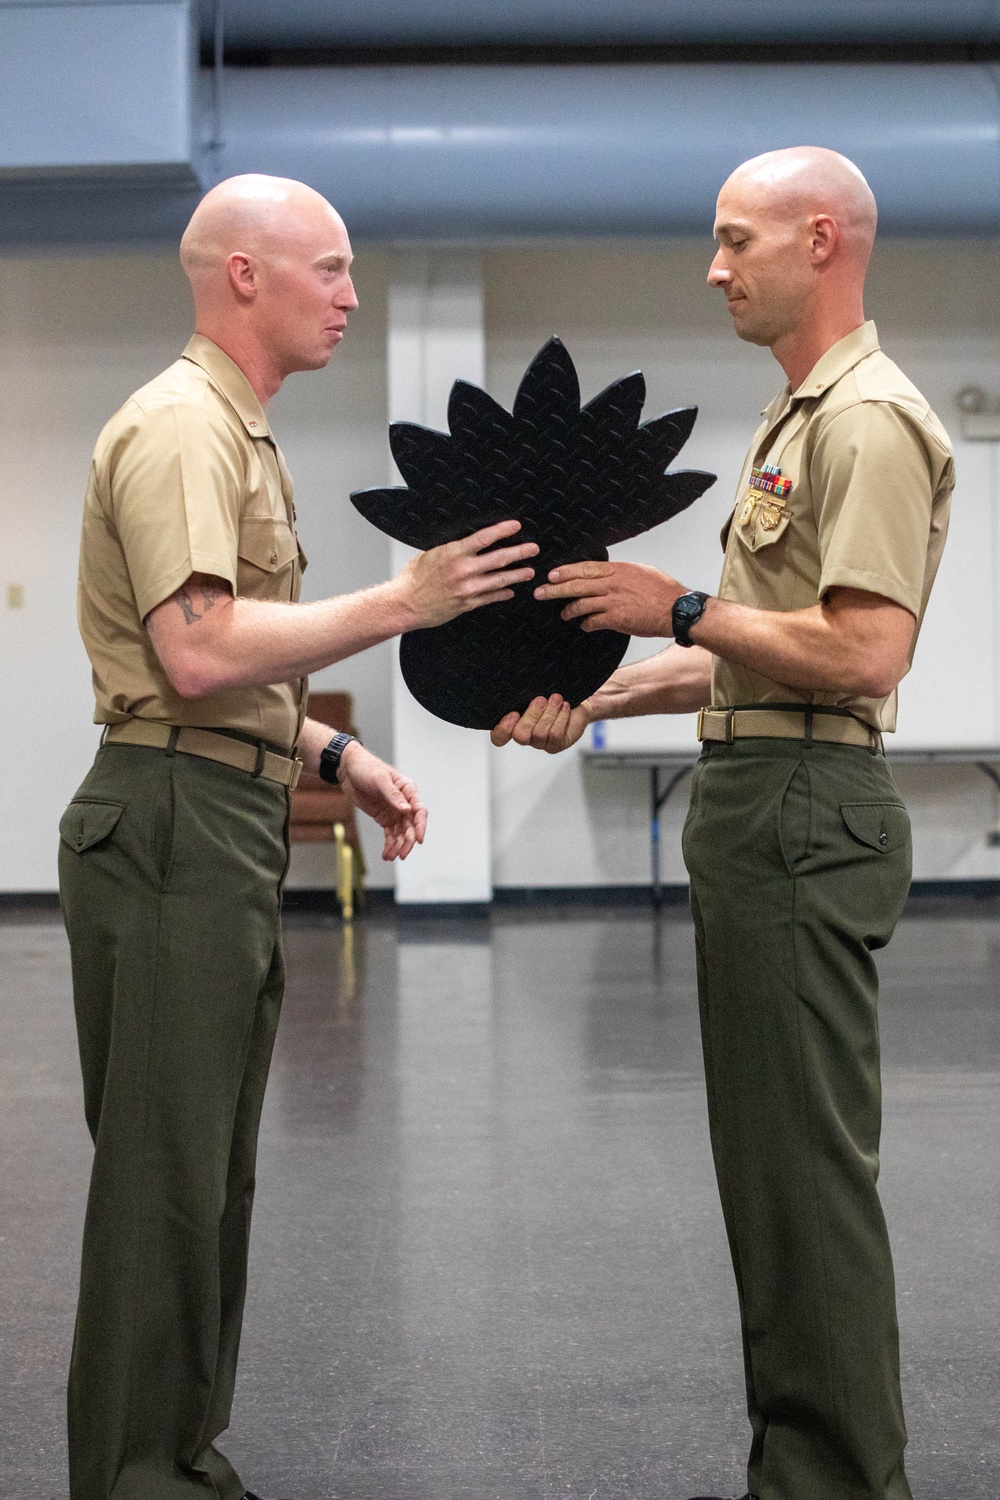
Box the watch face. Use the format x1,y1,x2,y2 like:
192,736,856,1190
677,594,702,622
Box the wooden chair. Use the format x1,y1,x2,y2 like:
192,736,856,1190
290,691,365,917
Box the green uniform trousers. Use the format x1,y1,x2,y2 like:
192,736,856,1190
682,738,913,1500
58,742,289,1500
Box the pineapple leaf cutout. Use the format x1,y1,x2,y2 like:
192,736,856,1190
351,337,716,730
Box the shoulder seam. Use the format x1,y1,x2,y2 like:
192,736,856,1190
813,394,951,448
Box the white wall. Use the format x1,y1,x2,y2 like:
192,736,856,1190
386,251,493,903
0,249,396,891
4,242,1000,892
485,243,1000,886
267,250,396,887
2,254,193,892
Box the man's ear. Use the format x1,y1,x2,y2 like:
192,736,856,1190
226,251,258,302
809,214,839,266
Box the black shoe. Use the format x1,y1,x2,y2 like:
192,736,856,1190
244,1491,291,1500
688,1493,757,1499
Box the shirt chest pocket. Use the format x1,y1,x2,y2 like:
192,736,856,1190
236,515,300,600
731,482,795,555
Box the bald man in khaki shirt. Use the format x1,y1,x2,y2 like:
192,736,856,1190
60,176,538,1500
80,333,308,745
495,150,954,1500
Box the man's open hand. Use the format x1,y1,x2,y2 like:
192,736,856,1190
491,694,591,754
396,520,539,630
337,742,427,861
534,560,683,637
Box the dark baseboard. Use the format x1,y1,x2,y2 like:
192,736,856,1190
494,883,689,906
907,878,1000,900
282,879,1000,910
281,884,684,915
282,886,395,913
7,879,1000,923
271,876,1000,917
0,891,61,910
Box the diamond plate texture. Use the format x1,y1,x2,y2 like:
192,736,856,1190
351,337,716,730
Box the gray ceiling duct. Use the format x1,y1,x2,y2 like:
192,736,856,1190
200,1,1000,49
2,58,999,244
213,63,1000,241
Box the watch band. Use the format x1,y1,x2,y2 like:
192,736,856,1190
672,590,710,648
318,731,357,785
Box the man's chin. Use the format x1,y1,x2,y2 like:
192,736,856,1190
287,348,336,374
731,317,775,349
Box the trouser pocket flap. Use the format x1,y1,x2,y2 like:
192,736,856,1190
59,800,125,853
840,801,909,853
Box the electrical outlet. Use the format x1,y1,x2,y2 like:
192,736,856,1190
7,583,24,609
986,829,1000,847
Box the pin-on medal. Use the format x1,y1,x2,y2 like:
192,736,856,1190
738,490,763,527
740,462,793,530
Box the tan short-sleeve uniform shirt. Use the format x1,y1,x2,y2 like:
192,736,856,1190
712,321,954,733
78,335,307,749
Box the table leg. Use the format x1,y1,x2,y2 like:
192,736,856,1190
975,761,1000,845
651,767,662,907
650,765,696,908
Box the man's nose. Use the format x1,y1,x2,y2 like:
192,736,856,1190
707,251,730,287
341,276,359,311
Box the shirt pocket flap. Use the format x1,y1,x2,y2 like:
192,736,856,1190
59,800,124,853
840,802,909,854
237,518,299,574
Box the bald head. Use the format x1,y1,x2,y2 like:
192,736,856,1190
723,147,877,267
179,174,358,396
709,147,876,367
181,174,347,287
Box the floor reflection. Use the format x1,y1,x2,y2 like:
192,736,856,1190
1,903,998,1499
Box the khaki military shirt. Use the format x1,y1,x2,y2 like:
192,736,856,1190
712,321,954,732
78,335,307,749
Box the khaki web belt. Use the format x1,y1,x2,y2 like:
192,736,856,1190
102,720,303,788
697,706,882,753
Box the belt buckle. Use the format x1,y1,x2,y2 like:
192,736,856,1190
289,758,304,790
696,707,707,741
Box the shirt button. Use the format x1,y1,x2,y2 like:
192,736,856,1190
269,551,278,565
879,830,888,846
76,833,84,846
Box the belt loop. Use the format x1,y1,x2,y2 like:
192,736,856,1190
252,741,267,778
725,707,735,745
803,706,814,748
165,726,180,757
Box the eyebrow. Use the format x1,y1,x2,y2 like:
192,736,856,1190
313,252,353,270
713,220,752,242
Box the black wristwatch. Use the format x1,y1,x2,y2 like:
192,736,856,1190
672,590,710,647
319,732,358,784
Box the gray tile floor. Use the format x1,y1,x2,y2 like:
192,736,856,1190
0,899,997,1500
